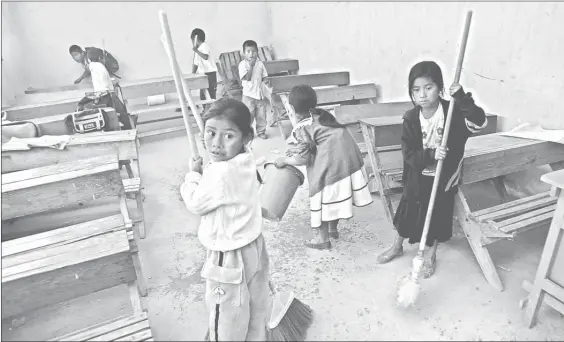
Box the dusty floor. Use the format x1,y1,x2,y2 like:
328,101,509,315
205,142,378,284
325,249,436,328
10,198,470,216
2,123,564,341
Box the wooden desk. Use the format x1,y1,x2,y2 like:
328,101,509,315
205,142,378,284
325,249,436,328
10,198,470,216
522,168,564,327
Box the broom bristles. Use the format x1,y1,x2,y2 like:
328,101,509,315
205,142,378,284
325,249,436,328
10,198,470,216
397,275,420,308
266,298,313,342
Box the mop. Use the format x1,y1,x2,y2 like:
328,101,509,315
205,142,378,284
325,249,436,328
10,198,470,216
397,10,474,308
159,10,312,341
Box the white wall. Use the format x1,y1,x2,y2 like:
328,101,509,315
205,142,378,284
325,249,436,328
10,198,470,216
269,2,564,130
1,1,271,105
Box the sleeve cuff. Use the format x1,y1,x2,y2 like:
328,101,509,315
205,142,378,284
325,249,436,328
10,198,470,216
184,172,202,184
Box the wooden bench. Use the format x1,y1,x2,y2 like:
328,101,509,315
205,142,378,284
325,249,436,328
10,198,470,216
1,129,148,239
50,312,153,341
451,134,564,291
358,111,498,201
218,45,274,90
1,154,148,321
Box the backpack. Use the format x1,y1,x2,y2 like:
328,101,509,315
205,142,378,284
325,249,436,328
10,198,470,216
85,47,120,78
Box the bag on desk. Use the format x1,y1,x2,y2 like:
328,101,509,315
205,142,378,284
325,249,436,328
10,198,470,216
1,120,39,143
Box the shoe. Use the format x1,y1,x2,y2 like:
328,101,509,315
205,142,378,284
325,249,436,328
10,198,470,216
304,240,332,250
376,245,404,264
422,253,436,279
329,230,339,239
258,133,268,140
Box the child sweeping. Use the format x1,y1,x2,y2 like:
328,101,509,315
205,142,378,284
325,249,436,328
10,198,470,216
376,61,487,278
180,98,270,341
274,85,373,250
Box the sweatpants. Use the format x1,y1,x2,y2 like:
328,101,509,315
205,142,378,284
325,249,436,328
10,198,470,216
201,234,270,341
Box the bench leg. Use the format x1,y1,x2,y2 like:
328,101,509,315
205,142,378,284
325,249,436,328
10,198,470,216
492,176,508,201
523,188,564,328
454,191,504,291
128,281,145,314
136,193,146,239
132,252,149,297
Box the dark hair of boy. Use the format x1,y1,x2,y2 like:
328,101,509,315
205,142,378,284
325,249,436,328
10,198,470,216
191,28,206,42
242,40,258,51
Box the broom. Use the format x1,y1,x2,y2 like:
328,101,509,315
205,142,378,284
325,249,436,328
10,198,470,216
159,10,204,154
266,280,313,341
397,10,474,308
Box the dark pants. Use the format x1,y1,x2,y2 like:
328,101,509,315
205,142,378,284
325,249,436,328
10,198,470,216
200,72,217,101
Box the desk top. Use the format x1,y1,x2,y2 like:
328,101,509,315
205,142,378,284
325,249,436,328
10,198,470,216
541,169,564,189
360,113,497,127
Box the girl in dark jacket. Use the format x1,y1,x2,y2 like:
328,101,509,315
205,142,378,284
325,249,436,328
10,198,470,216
376,61,488,278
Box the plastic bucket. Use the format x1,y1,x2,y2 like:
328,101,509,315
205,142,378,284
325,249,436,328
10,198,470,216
261,163,305,221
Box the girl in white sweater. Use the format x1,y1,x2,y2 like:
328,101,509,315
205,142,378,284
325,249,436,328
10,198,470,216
180,98,269,341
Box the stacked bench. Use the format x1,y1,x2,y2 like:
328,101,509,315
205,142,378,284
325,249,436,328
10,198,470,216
266,71,379,139
1,154,153,340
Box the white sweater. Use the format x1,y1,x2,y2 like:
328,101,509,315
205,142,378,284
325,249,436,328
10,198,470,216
180,151,263,252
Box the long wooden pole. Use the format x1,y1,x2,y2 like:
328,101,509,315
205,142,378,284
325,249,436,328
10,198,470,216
159,10,201,158
418,11,473,257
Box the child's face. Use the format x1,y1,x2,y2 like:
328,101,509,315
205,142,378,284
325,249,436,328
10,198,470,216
244,46,258,61
203,116,249,162
71,52,84,63
411,76,440,109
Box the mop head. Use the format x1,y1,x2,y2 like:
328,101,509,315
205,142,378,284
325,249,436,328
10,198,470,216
266,291,313,341
396,255,424,308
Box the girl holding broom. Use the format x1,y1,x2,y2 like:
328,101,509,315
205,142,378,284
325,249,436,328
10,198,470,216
180,98,270,341
376,60,487,278
274,85,373,250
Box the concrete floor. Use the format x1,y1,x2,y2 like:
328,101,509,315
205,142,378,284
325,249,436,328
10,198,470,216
2,123,564,341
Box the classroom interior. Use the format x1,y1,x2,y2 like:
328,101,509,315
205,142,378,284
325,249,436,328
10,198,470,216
1,2,564,341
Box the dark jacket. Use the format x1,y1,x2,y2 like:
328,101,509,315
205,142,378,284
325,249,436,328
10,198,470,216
80,47,120,79
400,88,487,201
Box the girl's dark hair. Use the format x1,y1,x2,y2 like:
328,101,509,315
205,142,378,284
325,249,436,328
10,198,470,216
408,61,444,105
202,98,254,138
289,85,345,128
191,28,205,42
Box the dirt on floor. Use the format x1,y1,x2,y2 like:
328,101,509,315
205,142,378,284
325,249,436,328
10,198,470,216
2,125,564,341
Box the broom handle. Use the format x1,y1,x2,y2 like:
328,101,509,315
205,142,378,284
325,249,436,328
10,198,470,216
159,10,200,158
418,10,473,254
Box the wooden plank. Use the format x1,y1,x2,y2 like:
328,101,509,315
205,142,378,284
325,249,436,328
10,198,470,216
2,154,119,189
315,84,378,106
469,192,551,219
25,82,94,94
498,211,554,234
2,230,135,319
113,328,152,341
3,74,209,121
264,59,299,75
461,134,564,185
541,169,564,190
2,156,123,220
335,101,412,125
51,313,149,341
2,214,125,257
476,196,556,222
2,131,137,174
267,72,350,93
91,320,150,341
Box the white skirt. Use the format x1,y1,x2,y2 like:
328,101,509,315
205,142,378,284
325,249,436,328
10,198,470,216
310,168,373,228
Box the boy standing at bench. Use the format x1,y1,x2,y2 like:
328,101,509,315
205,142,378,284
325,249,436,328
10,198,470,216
238,40,269,140
191,28,218,100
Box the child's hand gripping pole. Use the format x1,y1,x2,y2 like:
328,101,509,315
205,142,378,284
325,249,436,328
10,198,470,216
159,10,204,160
397,10,473,308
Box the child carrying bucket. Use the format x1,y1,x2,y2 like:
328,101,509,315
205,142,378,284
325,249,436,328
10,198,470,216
274,85,373,250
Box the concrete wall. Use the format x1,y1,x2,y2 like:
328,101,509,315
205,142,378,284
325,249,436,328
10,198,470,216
1,1,271,105
269,2,564,130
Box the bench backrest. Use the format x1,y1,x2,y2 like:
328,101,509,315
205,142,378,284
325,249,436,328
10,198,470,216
264,59,299,76
219,46,273,82
1,154,123,220
2,129,137,174
268,72,350,94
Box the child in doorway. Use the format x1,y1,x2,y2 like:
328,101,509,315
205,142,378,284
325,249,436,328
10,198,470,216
376,61,487,278
191,28,218,100
274,85,373,250
180,98,270,341
238,40,269,139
